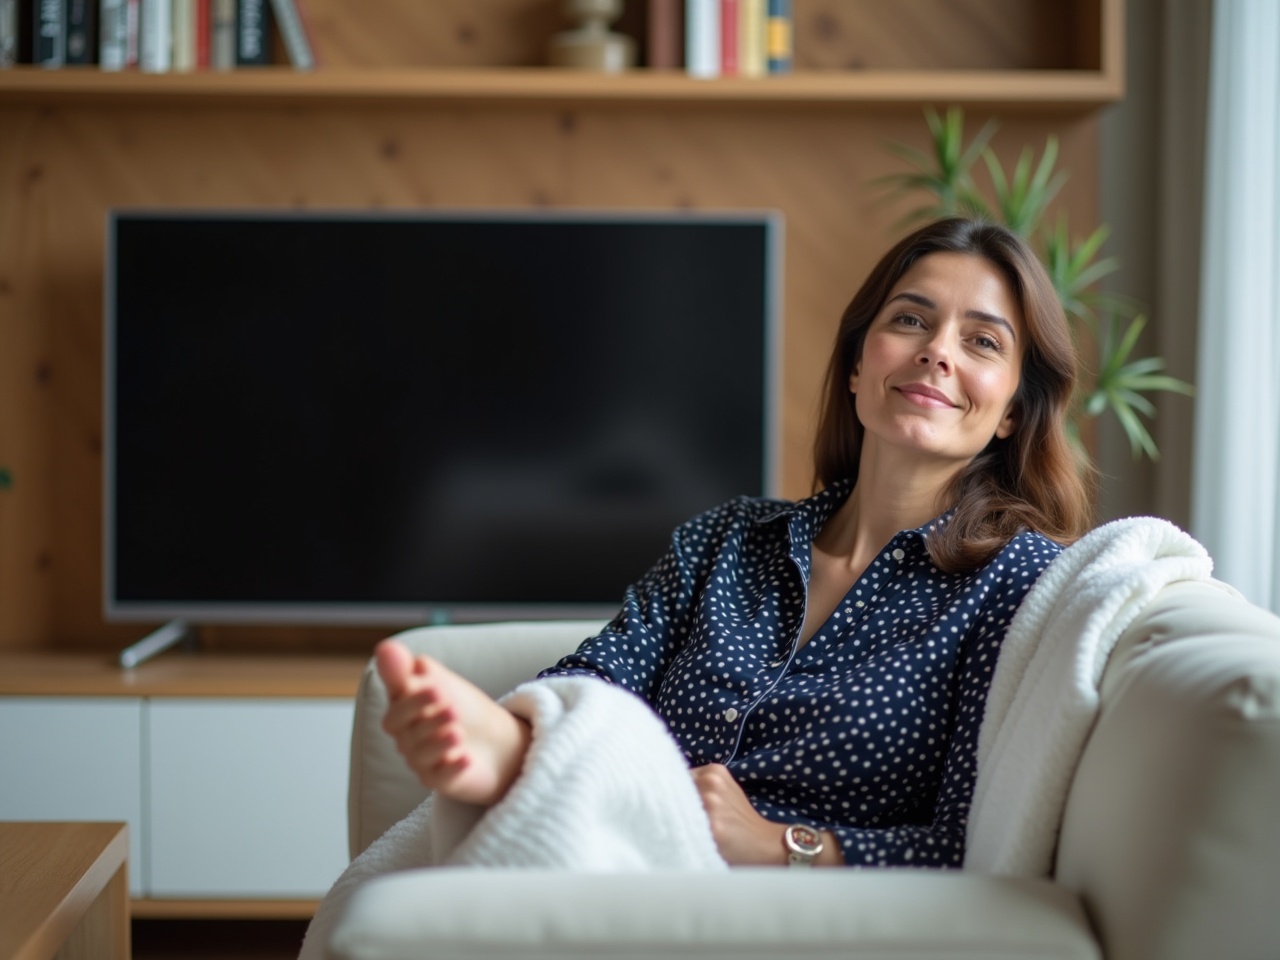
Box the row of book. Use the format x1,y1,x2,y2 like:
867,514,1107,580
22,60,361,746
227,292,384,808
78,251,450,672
0,0,314,70
648,0,793,77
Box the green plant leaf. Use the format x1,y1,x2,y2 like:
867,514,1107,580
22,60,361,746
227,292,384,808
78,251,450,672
874,107,997,224
983,137,1067,237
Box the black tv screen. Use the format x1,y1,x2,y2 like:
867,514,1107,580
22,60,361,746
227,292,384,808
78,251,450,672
105,209,782,626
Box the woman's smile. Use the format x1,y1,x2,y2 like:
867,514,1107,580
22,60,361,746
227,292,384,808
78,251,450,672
894,382,957,409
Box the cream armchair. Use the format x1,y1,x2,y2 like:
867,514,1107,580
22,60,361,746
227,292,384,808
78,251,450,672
328,579,1280,960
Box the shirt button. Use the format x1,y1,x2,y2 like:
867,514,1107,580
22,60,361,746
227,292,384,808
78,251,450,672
855,600,866,608
723,707,739,722
892,548,906,560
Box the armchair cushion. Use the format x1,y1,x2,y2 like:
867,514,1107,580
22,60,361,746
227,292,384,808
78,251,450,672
331,868,1099,960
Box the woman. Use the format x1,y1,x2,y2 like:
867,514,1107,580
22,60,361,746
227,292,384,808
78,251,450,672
376,216,1094,869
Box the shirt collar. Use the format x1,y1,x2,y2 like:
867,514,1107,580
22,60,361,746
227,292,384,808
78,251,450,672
756,478,954,547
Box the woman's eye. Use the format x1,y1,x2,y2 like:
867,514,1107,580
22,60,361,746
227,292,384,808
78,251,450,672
972,333,1002,352
893,313,924,328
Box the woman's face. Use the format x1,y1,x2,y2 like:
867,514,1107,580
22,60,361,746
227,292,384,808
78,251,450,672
850,251,1026,469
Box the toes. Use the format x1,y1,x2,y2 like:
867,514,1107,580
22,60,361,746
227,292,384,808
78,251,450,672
374,640,415,698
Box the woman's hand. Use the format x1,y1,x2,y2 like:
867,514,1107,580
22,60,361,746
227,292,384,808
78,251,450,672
691,763,787,865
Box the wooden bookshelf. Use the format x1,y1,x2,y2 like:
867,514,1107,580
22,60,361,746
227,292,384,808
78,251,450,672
0,0,1123,108
0,66,1121,109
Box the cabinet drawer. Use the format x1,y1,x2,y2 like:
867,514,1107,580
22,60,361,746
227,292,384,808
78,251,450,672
148,698,353,898
0,697,146,896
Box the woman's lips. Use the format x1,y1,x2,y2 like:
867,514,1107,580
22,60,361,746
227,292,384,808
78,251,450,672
895,383,957,408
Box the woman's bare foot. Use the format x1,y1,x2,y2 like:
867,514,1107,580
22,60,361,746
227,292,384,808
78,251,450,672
375,639,532,807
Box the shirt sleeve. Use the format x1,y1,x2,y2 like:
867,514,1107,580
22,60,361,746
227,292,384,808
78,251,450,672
821,534,1060,868
537,497,751,703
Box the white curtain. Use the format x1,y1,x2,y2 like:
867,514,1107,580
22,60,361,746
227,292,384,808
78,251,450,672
1192,0,1280,613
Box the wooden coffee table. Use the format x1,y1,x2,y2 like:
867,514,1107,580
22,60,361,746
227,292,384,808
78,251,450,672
0,822,129,960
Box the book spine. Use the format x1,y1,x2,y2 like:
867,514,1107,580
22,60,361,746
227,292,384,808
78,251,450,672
124,0,138,64
0,0,17,66
645,0,681,69
193,0,207,66
14,0,34,62
208,0,232,67
99,0,127,68
64,0,96,63
170,0,192,70
234,0,267,65
718,0,737,76
684,0,717,78
765,0,790,73
170,0,193,70
35,0,66,66
138,0,168,70
739,0,764,77
266,0,311,69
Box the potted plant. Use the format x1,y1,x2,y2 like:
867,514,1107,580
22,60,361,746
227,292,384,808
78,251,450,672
876,107,1193,461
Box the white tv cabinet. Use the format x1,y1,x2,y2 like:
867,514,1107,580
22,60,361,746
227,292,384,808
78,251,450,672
0,651,366,918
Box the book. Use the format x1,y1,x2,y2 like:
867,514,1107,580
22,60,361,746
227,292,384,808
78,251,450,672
35,0,66,66
195,0,209,67
738,0,764,77
0,0,18,66
267,0,312,69
719,0,737,76
125,0,138,65
234,0,268,64
765,0,790,73
208,0,232,68
138,0,169,70
99,0,129,69
684,0,717,78
171,0,195,70
64,0,96,63
646,0,681,69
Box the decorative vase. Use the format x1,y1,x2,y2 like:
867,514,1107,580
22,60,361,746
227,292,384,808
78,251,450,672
548,0,635,73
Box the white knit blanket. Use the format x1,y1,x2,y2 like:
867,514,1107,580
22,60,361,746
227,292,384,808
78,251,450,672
299,675,726,960
965,516,1214,876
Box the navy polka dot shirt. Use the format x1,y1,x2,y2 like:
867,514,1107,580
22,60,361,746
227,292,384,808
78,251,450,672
539,479,1062,868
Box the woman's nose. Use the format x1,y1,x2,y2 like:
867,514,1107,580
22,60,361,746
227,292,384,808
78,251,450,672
916,335,952,371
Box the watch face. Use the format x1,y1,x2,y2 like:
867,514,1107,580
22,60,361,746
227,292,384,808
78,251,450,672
785,824,822,855
789,826,819,849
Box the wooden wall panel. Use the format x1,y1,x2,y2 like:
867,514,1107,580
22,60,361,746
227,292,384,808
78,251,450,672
792,0,1081,71
0,99,1098,651
296,0,1097,70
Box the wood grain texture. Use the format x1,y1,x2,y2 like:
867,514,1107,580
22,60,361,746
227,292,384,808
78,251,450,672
0,822,129,960
284,0,1098,71
792,0,1079,71
0,67,1122,109
0,99,1099,652
0,651,367,696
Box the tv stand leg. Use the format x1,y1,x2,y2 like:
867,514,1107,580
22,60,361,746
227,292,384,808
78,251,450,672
119,619,195,669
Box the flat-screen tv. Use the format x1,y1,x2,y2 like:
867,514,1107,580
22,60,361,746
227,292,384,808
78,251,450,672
105,209,782,630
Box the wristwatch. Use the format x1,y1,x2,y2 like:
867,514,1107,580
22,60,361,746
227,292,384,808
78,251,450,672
783,824,824,867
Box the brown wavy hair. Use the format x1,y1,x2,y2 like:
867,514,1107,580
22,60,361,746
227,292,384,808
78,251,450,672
812,217,1095,572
